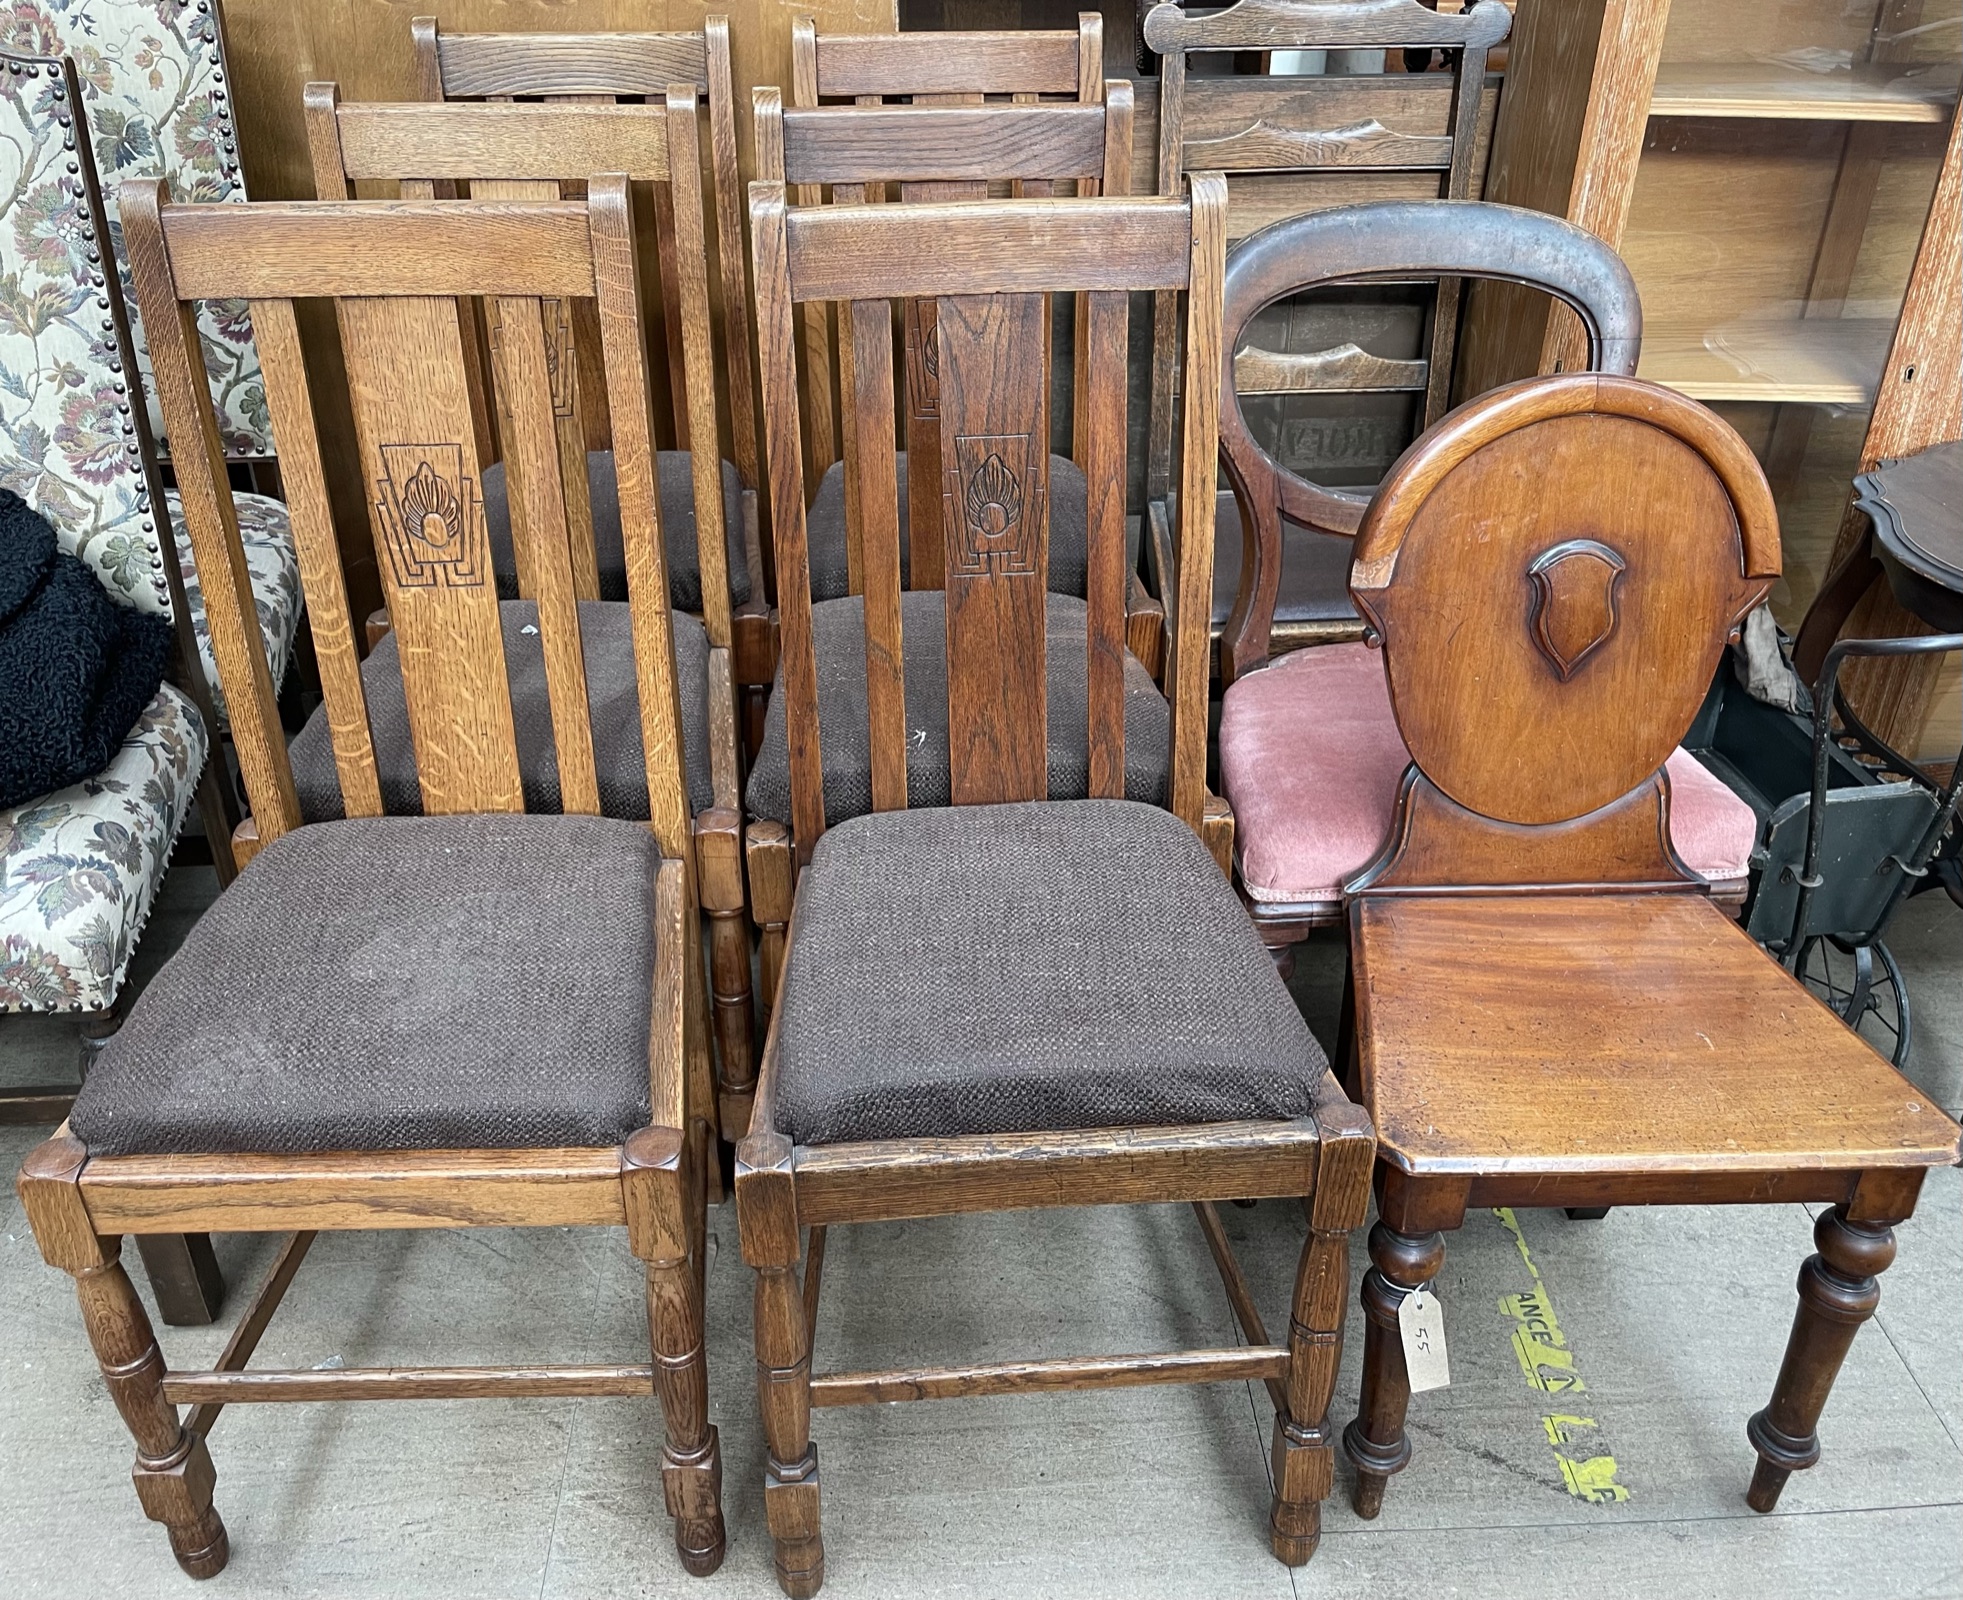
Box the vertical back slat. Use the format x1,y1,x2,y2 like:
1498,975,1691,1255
848,299,907,812
340,294,524,814
786,34,840,480
492,292,602,815
902,297,942,589
750,185,827,859
1169,173,1228,834
937,292,1050,806
1075,81,1133,470
1146,49,1186,505
252,296,384,818
588,177,694,861
831,149,873,597
1082,288,1130,800
1076,13,1103,104
705,19,762,518
649,179,694,450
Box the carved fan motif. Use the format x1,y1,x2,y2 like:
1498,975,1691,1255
376,443,486,589
945,433,1042,577
965,452,1023,539
1527,539,1626,680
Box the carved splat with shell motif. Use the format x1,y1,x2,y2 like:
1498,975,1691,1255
375,443,487,589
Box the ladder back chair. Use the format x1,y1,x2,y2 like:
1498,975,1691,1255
1139,0,1508,650
786,12,1105,495
304,86,758,1120
1211,201,1759,966
15,182,725,1578
410,16,765,616
1328,371,1962,1520
742,89,1227,1046
736,172,1374,1596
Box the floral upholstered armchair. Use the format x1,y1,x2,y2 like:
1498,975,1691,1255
0,48,211,1060
1,0,302,716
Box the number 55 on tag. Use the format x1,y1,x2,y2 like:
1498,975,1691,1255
1398,1287,1450,1393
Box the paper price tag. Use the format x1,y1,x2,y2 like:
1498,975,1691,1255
1398,1287,1450,1393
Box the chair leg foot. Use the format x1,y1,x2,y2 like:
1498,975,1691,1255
1564,1207,1611,1221
765,1448,823,1599
665,1432,726,1576
1745,1206,1893,1513
1343,1223,1444,1519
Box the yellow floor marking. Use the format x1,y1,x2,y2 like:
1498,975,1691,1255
1494,1208,1631,1505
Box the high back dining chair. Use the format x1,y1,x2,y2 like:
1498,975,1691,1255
734,171,1374,1596
786,11,1106,492
303,87,759,1124
1329,371,1961,1518
1210,202,1760,968
1138,0,1508,648
16,182,725,1579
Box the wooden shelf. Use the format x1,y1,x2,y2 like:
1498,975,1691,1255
1649,60,1959,123
1638,317,1896,405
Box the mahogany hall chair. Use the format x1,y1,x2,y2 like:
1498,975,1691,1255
15,182,725,1578
734,173,1374,1597
409,16,766,622
302,86,759,1134
740,89,1222,1046
1139,0,1510,649
1328,371,1962,1519
1211,202,1760,968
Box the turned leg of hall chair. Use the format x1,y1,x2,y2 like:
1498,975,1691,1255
624,1127,726,1575
746,821,795,1020
1343,1221,1447,1519
17,1137,228,1577
1746,1204,1897,1512
1271,1106,1373,1565
695,810,757,1139
739,1133,823,1598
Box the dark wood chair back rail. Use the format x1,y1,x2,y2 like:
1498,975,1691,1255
750,177,1227,859
1217,199,1643,681
1345,372,1780,898
408,15,759,579
123,185,694,868
1141,0,1512,507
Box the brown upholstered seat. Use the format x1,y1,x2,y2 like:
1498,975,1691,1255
771,798,1331,1146
68,813,662,1156
481,448,749,610
744,592,1170,825
288,600,715,822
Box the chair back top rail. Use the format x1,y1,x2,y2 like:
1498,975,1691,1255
123,182,694,868
414,19,710,98
1344,372,1779,897
1218,200,1643,680
797,13,1102,101
750,178,1226,859
1144,0,1511,55
771,100,1117,187
322,99,680,183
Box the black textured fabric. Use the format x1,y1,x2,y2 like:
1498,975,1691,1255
773,799,1330,1145
288,599,715,822
805,451,1091,602
70,813,661,1155
481,449,750,611
745,591,1169,826
0,489,175,810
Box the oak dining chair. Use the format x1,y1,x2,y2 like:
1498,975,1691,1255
302,84,759,1133
1211,201,1760,972
16,181,724,1578
733,170,1374,1596
1324,370,1962,1518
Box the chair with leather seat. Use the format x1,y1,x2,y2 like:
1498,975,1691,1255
1212,201,1762,968
1319,369,1962,1519
735,173,1375,1596
14,179,725,1579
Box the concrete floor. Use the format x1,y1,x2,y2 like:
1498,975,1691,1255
2,868,1958,1600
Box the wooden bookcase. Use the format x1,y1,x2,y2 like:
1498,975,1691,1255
1462,0,1962,760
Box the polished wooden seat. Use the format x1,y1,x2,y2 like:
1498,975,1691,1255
1329,371,1963,1522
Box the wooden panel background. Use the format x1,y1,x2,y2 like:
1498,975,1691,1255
219,0,896,618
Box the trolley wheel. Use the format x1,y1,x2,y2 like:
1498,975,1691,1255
1795,936,1913,1067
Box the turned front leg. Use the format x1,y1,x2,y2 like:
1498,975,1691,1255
695,810,758,1139
1747,1205,1895,1512
1343,1223,1446,1519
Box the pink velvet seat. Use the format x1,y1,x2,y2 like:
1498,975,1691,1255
1219,642,1759,910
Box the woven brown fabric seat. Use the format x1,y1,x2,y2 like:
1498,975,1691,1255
772,799,1331,1146
804,450,1091,602
68,813,662,1156
481,448,749,610
745,592,1169,826
289,600,715,822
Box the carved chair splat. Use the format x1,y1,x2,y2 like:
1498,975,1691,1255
1138,0,1510,652
304,82,758,1134
13,184,725,1580
735,173,1375,1596
1324,371,1962,1519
